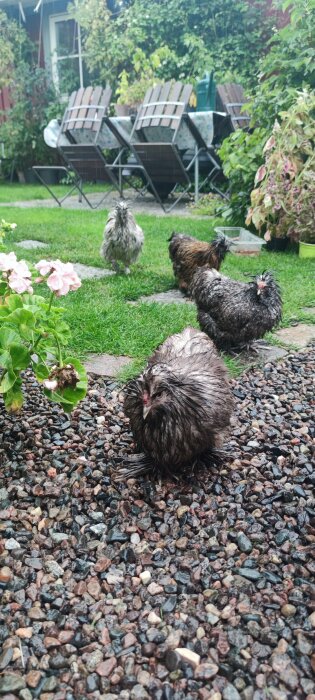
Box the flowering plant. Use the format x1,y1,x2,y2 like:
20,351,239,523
0,241,87,413
246,91,315,242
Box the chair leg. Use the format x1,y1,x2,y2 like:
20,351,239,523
32,166,80,206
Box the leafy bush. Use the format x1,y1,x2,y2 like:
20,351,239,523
215,0,315,225
71,0,274,94
0,227,87,413
116,46,178,105
246,91,315,242
0,64,58,177
0,9,32,90
0,11,59,178
250,0,315,131
216,127,267,225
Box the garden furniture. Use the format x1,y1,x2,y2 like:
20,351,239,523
128,81,227,212
216,83,250,130
33,86,120,208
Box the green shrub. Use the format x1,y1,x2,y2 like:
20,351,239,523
246,90,315,242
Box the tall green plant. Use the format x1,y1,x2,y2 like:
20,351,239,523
216,127,267,225
216,0,315,224
0,10,33,89
246,90,315,242
70,0,274,94
251,0,315,130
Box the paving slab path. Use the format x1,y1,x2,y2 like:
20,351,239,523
85,353,132,376
275,323,315,348
72,263,114,281
129,289,194,305
16,239,49,250
2,189,202,217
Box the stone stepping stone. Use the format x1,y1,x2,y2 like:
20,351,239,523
73,263,115,280
302,307,315,316
130,289,193,305
255,344,288,362
274,323,315,348
236,343,288,368
16,239,48,250
85,353,131,377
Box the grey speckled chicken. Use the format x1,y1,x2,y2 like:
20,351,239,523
191,268,282,350
100,201,144,274
115,327,233,480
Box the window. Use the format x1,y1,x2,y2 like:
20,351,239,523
49,13,89,96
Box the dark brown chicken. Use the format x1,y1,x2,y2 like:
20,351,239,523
115,327,233,480
169,231,232,294
191,268,282,350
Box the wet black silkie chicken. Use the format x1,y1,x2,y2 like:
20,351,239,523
168,231,232,294
191,268,282,351
114,327,234,480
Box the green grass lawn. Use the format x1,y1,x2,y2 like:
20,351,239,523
1,194,314,376
0,182,105,203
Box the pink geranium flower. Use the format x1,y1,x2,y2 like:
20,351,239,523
47,261,81,297
35,259,54,276
8,260,33,294
0,251,18,272
35,259,81,296
8,271,33,294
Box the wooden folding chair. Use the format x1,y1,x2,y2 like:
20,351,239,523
129,81,226,211
128,82,196,210
216,83,250,131
33,86,121,208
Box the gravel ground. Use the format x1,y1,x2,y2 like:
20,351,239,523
0,347,314,700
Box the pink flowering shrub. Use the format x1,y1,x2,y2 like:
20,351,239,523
246,91,315,243
0,230,87,413
35,259,81,296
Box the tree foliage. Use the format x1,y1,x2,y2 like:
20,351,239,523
70,0,275,98
250,0,315,129
0,11,57,174
215,0,315,224
0,10,34,90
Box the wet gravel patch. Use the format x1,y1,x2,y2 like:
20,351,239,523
0,347,314,700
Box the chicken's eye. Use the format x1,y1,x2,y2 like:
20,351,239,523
152,389,163,399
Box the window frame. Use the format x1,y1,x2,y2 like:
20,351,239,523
49,12,84,95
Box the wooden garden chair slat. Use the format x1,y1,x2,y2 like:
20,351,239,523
159,81,184,129
140,84,164,130
90,86,106,132
150,81,171,126
216,83,250,130
68,87,85,131
95,85,112,127
75,86,94,130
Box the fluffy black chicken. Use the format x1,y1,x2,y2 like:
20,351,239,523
169,231,232,294
115,327,233,480
191,268,282,350
100,200,144,274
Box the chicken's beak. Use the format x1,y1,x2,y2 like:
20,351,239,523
143,405,151,420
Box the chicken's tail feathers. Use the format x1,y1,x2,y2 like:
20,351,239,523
112,453,154,482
